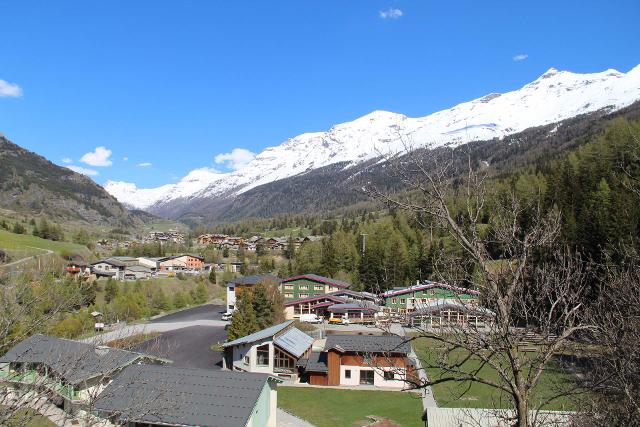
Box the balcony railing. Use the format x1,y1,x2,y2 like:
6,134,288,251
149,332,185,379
0,369,79,400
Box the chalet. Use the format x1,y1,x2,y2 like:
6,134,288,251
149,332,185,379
0,335,166,414
297,334,416,389
281,274,351,301
93,364,280,427
226,274,281,313
283,294,348,320
327,303,378,324
91,258,126,279
381,281,480,314
65,262,91,277
222,321,313,381
159,254,205,272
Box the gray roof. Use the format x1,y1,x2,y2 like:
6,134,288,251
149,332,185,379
273,328,313,358
228,274,281,286
325,334,411,355
0,334,148,384
125,265,152,273
93,364,272,427
223,321,293,347
91,258,126,268
409,300,495,317
296,351,328,373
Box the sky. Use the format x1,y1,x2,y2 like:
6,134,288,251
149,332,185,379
1,0,639,187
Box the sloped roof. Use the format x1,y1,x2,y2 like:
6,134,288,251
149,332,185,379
91,258,126,268
273,328,313,358
0,334,149,384
228,274,281,286
93,364,272,427
283,274,351,289
223,321,293,348
329,289,378,301
381,281,480,298
325,334,411,355
328,303,377,313
410,300,495,317
297,351,328,373
284,294,347,307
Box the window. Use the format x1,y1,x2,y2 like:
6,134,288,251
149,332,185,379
243,355,249,365
359,370,374,385
285,284,294,290
228,286,235,291
421,298,427,303
256,344,270,366
299,284,308,290
410,298,416,304
228,305,235,310
314,285,324,291
400,298,406,304
299,293,308,298
344,369,351,379
429,290,435,296
383,371,395,381
392,298,397,304
274,348,295,372
285,293,293,298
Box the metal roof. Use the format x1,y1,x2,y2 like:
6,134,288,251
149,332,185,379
409,300,495,317
325,334,411,355
273,328,313,358
284,294,347,307
282,274,351,289
222,321,293,347
91,258,126,268
0,334,151,385
228,274,282,286
93,364,273,427
381,281,480,298
328,303,377,313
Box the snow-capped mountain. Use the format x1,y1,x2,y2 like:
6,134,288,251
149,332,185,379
105,65,640,212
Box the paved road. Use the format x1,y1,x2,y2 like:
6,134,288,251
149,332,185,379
133,325,227,369
83,304,228,345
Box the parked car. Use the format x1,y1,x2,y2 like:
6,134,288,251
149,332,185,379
221,312,234,321
299,314,323,324
328,317,349,325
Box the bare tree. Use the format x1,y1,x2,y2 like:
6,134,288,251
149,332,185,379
365,143,593,427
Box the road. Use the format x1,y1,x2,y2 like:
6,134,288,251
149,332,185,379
82,304,228,345
0,246,53,269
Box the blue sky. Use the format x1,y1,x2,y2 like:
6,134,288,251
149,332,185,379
1,1,639,187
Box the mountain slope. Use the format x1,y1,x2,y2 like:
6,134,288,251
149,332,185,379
105,65,640,218
0,136,145,228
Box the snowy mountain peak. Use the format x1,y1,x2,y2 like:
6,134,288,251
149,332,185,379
105,65,640,212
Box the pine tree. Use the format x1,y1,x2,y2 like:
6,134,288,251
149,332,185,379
227,290,259,340
252,283,274,329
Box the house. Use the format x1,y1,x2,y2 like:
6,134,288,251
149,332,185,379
0,334,165,414
108,256,140,267
91,258,126,279
283,294,348,320
281,274,351,301
408,300,495,329
93,364,280,427
123,265,153,280
159,254,205,272
327,303,378,324
381,281,480,314
226,274,282,313
65,262,91,277
137,256,166,272
297,334,416,389
223,321,313,380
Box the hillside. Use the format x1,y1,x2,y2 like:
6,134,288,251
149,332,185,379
0,136,146,229
106,65,640,219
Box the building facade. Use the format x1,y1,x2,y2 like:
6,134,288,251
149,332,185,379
382,282,480,314
281,274,351,301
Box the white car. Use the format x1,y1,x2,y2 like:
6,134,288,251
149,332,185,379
221,312,234,321
299,314,323,324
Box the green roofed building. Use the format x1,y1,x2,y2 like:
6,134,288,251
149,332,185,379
280,274,350,301
381,281,480,314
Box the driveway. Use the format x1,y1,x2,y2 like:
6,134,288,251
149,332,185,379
149,304,225,323
133,325,227,369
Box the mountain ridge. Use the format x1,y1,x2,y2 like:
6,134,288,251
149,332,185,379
105,65,640,215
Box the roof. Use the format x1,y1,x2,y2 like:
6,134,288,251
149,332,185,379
296,351,328,373
273,328,313,358
283,274,351,289
93,364,272,427
324,334,411,355
223,321,293,347
91,258,126,268
409,301,495,317
284,294,347,307
381,281,480,298
125,265,152,273
228,274,282,286
109,256,139,262
0,334,148,385
329,289,379,301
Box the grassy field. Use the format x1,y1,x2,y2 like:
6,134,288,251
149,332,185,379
412,337,576,410
0,230,90,258
278,387,423,427
1,407,56,427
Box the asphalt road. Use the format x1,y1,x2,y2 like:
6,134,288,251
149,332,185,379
149,303,225,323
134,325,227,369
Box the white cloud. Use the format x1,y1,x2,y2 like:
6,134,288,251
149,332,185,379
80,146,113,166
62,157,72,164
0,79,22,97
513,54,529,62
123,156,129,161
67,165,99,176
214,148,256,171
137,162,152,167
379,8,403,19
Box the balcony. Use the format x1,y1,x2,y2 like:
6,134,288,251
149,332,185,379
0,368,79,401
